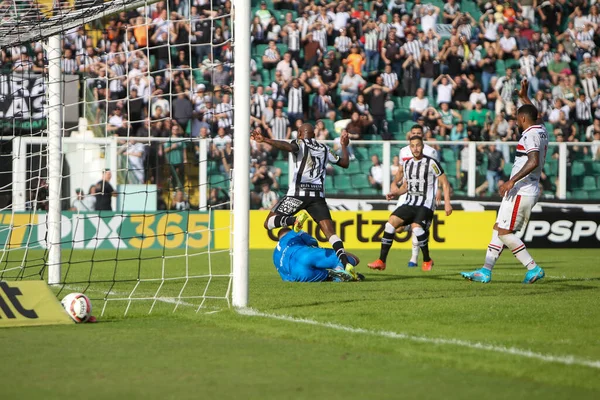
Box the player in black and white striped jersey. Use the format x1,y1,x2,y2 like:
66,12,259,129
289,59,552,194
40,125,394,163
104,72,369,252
251,123,359,280
368,135,453,272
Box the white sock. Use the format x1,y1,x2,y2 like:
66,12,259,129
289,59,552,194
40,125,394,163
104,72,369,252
410,234,419,263
483,230,504,271
499,233,536,270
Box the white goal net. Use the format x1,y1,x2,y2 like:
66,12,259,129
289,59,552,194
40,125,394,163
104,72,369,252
0,0,250,315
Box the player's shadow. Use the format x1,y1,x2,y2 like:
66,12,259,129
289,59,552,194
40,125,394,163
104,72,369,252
362,272,460,282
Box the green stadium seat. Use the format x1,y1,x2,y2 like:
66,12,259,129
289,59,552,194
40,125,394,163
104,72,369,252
545,159,558,175
386,108,394,121
393,97,403,109
256,44,269,56
209,174,229,190
346,161,362,174
360,160,373,173
360,188,381,196
571,161,586,177
583,176,597,190
273,160,288,173
504,162,513,177
394,108,411,122
325,175,335,192
401,96,413,108
322,119,335,135
353,177,372,189
334,175,352,191
402,121,415,135
572,190,589,200
441,148,456,163
354,147,370,161
588,189,600,200
261,69,272,83
505,59,520,70
276,43,288,55
446,175,458,189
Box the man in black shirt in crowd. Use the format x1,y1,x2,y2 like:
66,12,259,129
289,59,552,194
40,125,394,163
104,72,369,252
485,144,505,197
95,169,116,211
363,78,392,139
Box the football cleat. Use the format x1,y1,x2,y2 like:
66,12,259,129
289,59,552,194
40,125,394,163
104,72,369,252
293,210,309,232
367,259,386,271
422,259,434,271
345,263,359,281
408,261,418,268
523,265,545,284
329,266,355,282
460,268,492,283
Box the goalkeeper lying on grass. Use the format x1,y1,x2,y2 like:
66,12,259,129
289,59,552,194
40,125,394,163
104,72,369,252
273,228,363,282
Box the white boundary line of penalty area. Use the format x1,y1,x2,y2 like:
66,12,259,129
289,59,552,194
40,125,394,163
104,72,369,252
238,308,600,370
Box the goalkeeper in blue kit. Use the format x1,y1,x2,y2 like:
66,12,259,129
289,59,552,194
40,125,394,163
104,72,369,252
273,228,363,282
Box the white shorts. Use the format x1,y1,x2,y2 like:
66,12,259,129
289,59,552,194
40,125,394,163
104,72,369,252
396,193,407,208
496,194,537,232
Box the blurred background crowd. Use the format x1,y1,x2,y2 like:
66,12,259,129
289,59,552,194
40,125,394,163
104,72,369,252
2,0,600,210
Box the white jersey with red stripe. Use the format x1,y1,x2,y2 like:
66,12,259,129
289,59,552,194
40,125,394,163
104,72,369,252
399,143,439,164
509,124,549,197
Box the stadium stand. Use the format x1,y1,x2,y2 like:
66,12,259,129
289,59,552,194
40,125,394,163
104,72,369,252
3,0,600,210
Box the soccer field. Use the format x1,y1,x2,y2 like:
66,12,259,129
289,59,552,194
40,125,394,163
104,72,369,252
1,248,599,399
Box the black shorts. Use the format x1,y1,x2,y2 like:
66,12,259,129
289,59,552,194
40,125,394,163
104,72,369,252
272,196,332,223
392,205,434,230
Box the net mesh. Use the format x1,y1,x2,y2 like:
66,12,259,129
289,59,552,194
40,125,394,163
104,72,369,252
0,0,236,315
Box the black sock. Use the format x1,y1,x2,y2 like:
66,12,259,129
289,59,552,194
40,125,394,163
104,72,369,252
275,215,296,227
331,238,349,265
379,231,395,263
417,231,431,262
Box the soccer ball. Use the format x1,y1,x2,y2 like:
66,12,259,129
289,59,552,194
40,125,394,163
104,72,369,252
61,293,92,323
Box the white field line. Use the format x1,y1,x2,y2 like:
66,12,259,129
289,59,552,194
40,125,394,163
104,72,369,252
238,308,600,370
501,273,596,281
62,285,197,309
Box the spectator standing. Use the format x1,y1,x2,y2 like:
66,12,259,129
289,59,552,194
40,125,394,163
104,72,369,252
363,81,392,139
409,88,429,121
368,155,383,190
259,183,279,210
484,144,504,196
163,124,188,187
95,169,116,211
494,68,517,116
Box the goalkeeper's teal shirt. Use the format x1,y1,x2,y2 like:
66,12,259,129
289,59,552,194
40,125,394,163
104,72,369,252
272,231,338,282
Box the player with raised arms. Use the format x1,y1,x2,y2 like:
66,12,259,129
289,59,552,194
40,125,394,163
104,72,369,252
461,79,548,284
385,124,441,270
251,123,358,280
272,228,363,282
367,135,453,271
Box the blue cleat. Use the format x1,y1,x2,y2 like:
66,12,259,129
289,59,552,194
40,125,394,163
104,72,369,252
328,266,355,282
460,268,492,283
407,261,418,268
523,265,545,284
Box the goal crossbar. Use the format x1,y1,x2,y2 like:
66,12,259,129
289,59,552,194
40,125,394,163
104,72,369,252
0,0,158,49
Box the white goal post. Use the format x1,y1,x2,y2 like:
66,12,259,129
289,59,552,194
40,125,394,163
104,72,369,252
231,0,250,308
0,0,250,312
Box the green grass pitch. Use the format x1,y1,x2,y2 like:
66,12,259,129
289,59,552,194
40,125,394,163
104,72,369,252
1,248,599,399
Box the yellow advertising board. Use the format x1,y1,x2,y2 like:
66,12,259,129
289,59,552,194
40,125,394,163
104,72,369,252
212,210,496,250
0,281,73,328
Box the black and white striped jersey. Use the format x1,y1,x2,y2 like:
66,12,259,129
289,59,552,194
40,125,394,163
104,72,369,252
288,138,340,198
403,155,444,210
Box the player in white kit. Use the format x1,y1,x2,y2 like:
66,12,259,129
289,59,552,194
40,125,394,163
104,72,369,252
392,125,440,268
461,79,548,284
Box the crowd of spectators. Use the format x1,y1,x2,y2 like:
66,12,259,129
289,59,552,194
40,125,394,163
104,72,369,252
3,0,600,205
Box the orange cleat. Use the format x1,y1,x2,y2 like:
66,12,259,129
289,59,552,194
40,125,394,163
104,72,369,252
367,259,386,271
422,259,434,271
